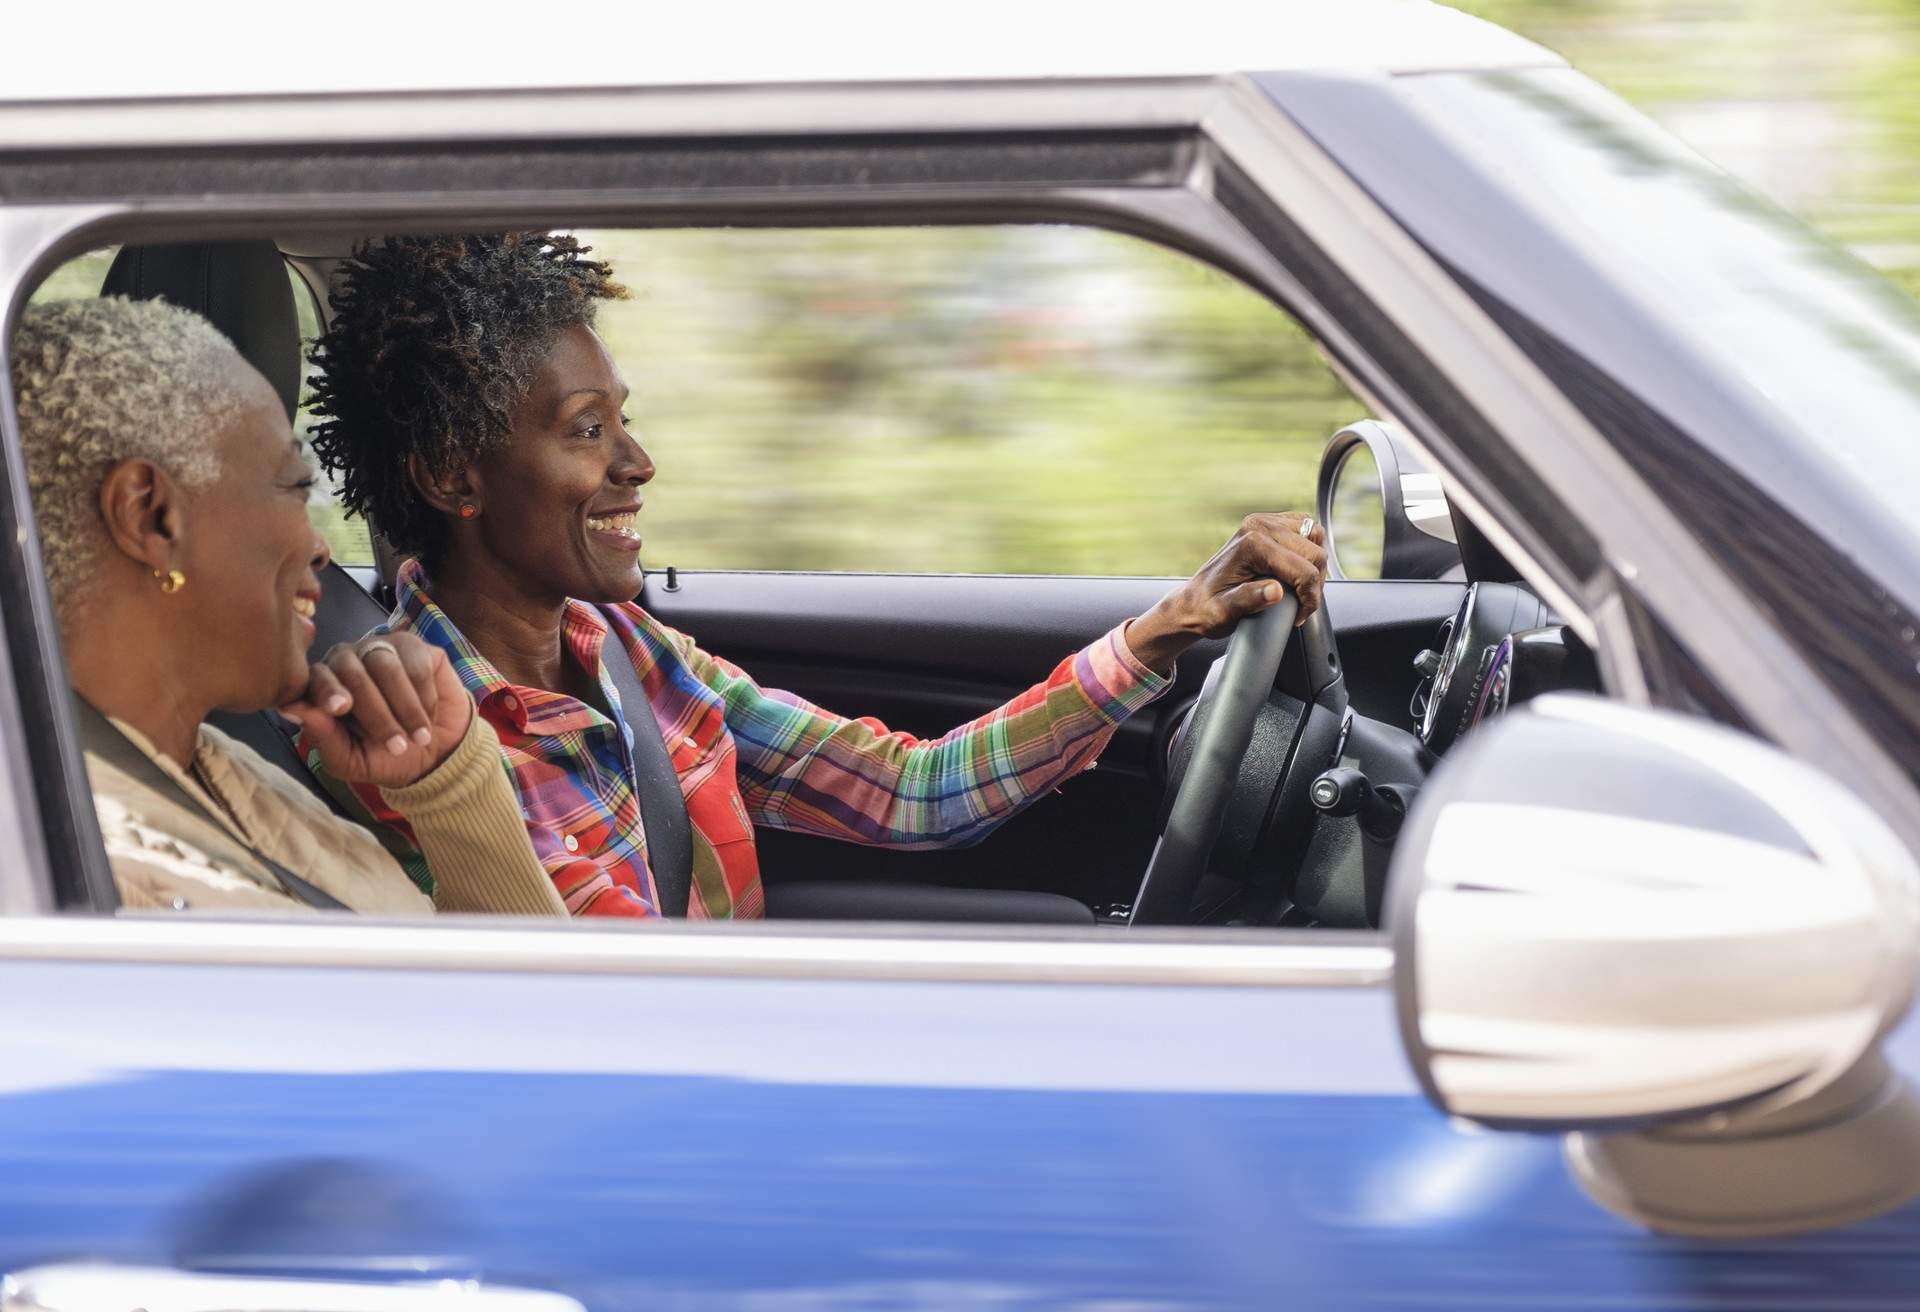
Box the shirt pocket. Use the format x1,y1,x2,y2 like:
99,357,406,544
685,768,754,849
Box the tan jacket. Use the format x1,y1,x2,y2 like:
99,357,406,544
87,710,566,917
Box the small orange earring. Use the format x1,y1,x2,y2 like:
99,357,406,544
458,503,478,520
154,569,186,594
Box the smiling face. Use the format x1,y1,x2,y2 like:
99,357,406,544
180,375,332,710
462,323,655,606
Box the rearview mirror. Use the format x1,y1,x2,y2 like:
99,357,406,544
1389,695,1920,1235
1317,420,1461,581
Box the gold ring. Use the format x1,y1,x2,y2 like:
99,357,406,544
358,638,400,661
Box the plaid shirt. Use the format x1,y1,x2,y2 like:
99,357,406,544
326,559,1170,918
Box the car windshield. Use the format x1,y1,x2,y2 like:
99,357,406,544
1395,67,1920,558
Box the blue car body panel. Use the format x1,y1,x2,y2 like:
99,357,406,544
2,957,1918,1309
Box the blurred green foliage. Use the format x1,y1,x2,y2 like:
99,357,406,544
1456,0,1920,288
582,227,1356,578
31,248,116,302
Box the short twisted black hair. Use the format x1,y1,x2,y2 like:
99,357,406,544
306,232,628,565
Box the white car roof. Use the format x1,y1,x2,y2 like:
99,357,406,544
0,0,1557,103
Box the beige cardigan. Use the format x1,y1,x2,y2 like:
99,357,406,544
86,710,566,917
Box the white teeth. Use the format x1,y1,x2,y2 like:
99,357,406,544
292,597,316,619
587,511,640,538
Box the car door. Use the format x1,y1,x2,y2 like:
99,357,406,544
0,915,1421,1309
6,897,1920,1309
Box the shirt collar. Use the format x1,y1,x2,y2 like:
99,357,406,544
390,558,618,737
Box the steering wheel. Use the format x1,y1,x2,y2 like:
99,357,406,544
1128,591,1301,925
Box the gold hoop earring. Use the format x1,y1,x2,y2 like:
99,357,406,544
154,569,186,594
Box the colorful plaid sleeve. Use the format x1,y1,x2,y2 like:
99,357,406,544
667,621,1172,849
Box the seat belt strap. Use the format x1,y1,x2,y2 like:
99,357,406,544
597,613,695,918
72,696,348,911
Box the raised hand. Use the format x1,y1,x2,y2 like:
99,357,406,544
1125,512,1329,673
279,632,474,788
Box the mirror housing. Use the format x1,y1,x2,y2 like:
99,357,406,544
1317,420,1461,581
1390,695,1920,1234
1392,694,1920,1128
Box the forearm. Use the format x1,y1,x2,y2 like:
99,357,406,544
744,621,1170,848
1125,593,1204,675
1124,580,1289,673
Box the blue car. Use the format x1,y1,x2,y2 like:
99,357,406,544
2,3,1919,1308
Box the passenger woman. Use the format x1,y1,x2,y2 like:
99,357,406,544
10,297,558,914
307,234,1327,918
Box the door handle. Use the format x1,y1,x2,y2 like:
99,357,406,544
1,1263,586,1312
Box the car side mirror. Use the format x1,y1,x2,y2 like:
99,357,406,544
1389,694,1920,1236
1317,419,1461,581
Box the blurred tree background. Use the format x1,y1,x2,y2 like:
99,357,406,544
579,226,1356,577
30,1,1920,577
1457,0,1920,298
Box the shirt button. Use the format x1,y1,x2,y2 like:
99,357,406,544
682,736,697,749
502,694,519,711
563,834,579,853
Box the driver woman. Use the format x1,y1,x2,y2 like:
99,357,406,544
306,232,1326,918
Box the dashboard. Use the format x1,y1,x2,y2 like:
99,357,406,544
1411,582,1598,753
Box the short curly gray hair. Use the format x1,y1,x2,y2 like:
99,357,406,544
9,297,250,614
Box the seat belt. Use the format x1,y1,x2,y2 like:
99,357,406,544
597,613,694,917
72,696,348,911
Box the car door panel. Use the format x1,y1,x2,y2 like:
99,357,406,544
0,946,1413,1309
638,573,1464,732
5,945,1920,1309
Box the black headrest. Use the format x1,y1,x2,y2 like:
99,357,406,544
102,241,301,420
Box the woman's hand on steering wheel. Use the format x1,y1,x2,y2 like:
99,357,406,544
1126,511,1328,673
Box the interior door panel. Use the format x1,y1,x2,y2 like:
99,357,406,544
638,572,1465,905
